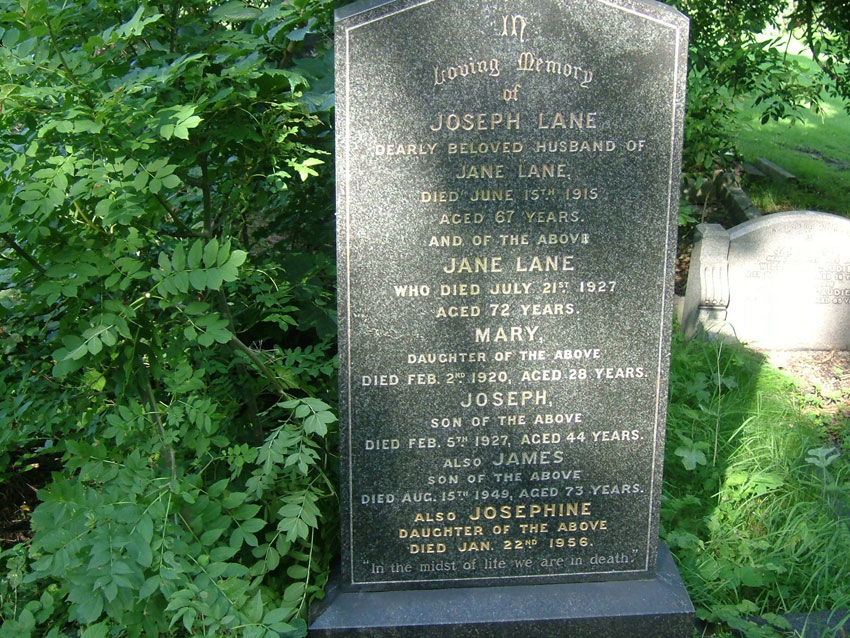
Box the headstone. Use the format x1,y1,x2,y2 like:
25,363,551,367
313,0,693,634
721,183,761,222
755,157,797,182
682,211,850,350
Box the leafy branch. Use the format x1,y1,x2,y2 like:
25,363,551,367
1,232,46,274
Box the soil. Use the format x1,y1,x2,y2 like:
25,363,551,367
675,233,692,297
791,146,850,172
766,350,850,441
0,452,61,548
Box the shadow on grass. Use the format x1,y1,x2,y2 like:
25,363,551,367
662,332,850,637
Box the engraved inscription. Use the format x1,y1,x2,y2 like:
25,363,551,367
338,0,687,588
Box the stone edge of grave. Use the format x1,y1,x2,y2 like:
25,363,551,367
754,157,799,183
720,182,761,222
681,156,801,229
715,157,800,224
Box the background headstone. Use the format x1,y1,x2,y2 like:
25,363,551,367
682,211,850,350
317,0,694,633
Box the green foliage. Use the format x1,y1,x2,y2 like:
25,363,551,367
664,335,850,636
733,52,850,219
677,202,699,229
787,0,850,104
0,0,338,635
670,0,850,177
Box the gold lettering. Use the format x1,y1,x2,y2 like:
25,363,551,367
517,51,594,87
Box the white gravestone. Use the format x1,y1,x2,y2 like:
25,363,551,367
682,211,850,350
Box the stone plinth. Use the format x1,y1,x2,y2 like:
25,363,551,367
311,544,693,637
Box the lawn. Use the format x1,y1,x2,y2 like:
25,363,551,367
731,51,850,217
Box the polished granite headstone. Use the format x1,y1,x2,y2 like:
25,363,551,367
311,543,693,637
682,211,850,350
316,0,692,633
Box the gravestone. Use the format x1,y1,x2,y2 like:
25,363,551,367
682,211,850,350
312,0,694,634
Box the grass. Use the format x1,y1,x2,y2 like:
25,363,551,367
674,42,850,634
664,334,850,637
731,51,850,217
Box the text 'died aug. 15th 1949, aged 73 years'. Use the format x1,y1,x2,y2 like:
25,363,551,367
335,0,688,590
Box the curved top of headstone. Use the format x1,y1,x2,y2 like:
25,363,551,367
728,209,850,241
683,209,850,350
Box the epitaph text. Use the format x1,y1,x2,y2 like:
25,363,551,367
336,0,688,589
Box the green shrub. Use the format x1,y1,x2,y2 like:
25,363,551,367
671,0,850,177
0,0,338,635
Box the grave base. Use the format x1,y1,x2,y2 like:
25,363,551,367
309,544,694,637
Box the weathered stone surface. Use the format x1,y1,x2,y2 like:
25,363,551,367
755,157,797,182
741,162,766,178
334,0,688,592
721,183,761,222
310,544,694,637
682,211,850,349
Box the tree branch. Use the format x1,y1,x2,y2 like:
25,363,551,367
170,0,179,54
160,229,207,239
213,182,236,236
140,365,178,484
230,334,289,398
46,18,94,110
801,2,841,85
200,154,213,235
216,289,266,442
242,380,265,444
1,233,46,274
153,192,200,237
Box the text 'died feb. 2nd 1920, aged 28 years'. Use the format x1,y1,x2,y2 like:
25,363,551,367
335,0,688,590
